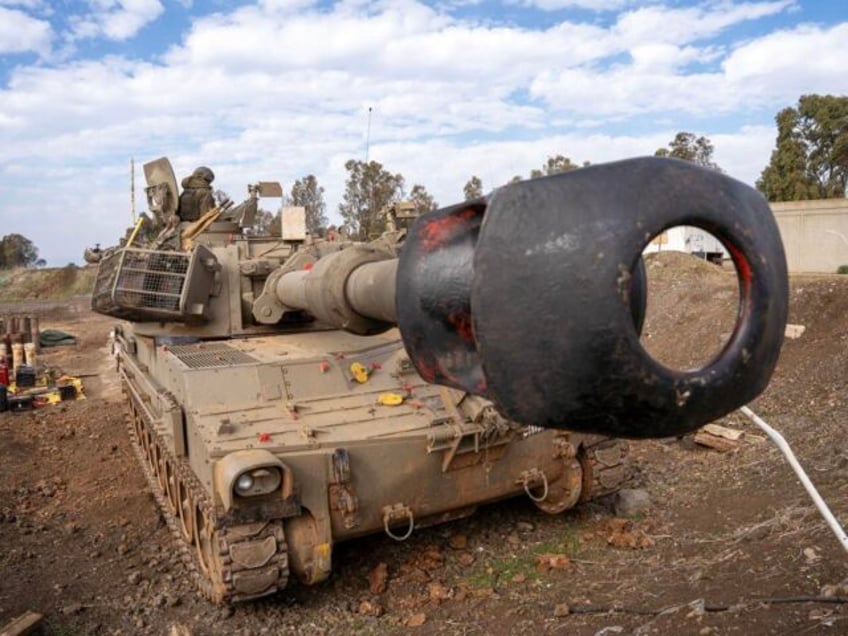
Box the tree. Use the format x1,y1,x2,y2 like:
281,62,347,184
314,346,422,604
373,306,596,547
757,94,848,201
655,132,720,170
408,184,438,213
463,176,483,201
0,234,39,268
530,154,579,178
339,160,405,239
251,209,278,236
290,175,328,235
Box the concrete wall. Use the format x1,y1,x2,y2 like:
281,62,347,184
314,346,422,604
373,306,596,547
771,199,848,273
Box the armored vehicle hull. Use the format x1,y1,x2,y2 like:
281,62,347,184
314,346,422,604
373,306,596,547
117,326,629,602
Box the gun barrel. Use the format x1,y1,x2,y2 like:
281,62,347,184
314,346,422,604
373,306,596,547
272,157,788,440
275,258,399,327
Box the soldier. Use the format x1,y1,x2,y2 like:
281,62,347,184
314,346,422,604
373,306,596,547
178,166,216,222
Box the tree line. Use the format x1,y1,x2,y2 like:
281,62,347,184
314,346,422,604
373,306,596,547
329,93,846,240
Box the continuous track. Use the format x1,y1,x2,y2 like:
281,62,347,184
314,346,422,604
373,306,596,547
580,438,633,502
124,386,289,604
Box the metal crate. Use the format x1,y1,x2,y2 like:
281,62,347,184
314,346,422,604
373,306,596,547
91,245,218,322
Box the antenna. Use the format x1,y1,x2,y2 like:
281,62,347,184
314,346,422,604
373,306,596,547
130,157,137,223
365,106,373,164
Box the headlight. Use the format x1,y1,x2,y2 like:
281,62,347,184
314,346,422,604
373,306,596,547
233,467,282,497
236,473,254,493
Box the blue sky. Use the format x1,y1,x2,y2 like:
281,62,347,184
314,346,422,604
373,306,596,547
0,0,846,266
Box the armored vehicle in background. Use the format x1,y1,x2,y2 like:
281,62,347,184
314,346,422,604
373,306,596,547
92,156,788,603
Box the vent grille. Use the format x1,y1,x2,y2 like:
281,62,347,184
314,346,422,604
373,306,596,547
167,343,258,368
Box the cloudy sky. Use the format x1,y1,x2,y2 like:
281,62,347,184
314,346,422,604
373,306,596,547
0,0,845,266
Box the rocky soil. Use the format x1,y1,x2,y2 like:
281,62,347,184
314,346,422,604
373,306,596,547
1,254,848,635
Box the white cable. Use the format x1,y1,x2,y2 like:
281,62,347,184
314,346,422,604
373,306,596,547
739,405,848,554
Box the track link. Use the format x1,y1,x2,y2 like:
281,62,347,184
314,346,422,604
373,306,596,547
124,387,289,604
579,438,633,502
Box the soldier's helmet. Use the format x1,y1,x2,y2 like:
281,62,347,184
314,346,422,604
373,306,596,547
192,166,215,183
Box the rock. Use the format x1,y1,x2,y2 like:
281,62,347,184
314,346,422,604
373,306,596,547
62,603,85,615
134,616,145,629
605,518,655,549
507,532,521,546
448,534,468,550
511,573,527,583
428,581,451,602
406,613,426,627
820,584,840,598
554,603,570,617
516,521,535,533
368,562,388,595
220,605,234,619
416,546,444,571
612,489,652,516
357,600,384,617
128,571,142,585
536,554,571,574
457,552,475,567
785,324,806,339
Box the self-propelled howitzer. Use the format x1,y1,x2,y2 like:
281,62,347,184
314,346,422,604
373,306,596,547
92,156,787,602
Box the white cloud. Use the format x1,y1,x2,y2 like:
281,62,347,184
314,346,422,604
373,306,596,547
515,0,631,10
0,6,50,54
68,0,164,41
612,1,795,45
530,20,848,117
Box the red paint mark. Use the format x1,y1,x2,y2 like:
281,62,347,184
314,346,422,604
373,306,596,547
319,361,330,373
447,310,474,343
370,362,382,370
420,207,479,251
303,262,314,271
475,378,488,394
401,384,415,393
727,243,752,292
258,432,271,443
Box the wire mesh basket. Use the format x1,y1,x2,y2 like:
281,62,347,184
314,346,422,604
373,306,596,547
91,246,218,322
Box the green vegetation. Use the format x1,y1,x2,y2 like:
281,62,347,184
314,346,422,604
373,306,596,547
291,174,329,235
655,131,721,170
0,264,97,302
464,530,583,590
757,94,848,201
0,233,42,269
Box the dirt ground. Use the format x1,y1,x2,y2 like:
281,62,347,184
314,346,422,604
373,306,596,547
1,254,847,635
